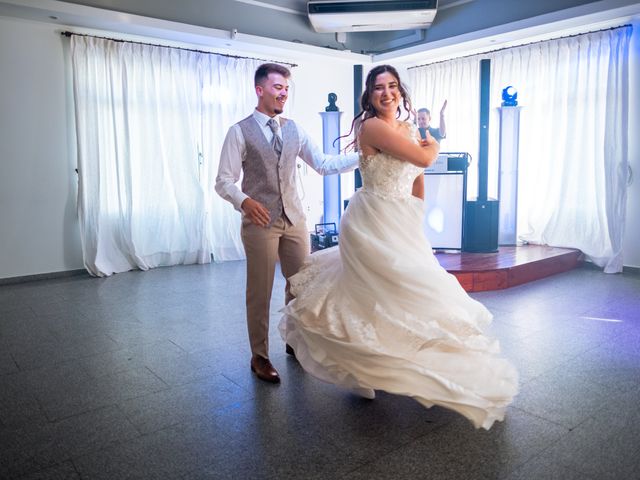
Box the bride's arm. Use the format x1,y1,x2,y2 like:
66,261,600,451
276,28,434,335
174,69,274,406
412,174,424,200
359,118,439,168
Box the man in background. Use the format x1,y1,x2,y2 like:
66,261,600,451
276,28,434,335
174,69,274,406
417,100,447,143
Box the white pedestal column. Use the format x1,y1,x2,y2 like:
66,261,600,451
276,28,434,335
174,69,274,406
320,111,342,228
498,106,521,245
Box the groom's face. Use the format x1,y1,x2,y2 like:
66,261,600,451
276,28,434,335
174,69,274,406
256,73,289,116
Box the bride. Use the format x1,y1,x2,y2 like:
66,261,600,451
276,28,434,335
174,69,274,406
279,65,518,430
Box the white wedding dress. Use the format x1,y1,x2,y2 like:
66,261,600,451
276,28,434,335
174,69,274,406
279,127,518,429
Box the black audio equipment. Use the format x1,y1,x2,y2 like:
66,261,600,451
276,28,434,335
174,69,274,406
477,58,491,202
311,223,339,252
463,200,499,252
442,152,471,172
463,59,500,253
354,64,364,190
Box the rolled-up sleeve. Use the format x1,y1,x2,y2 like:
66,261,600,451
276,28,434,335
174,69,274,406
215,125,249,211
297,124,359,175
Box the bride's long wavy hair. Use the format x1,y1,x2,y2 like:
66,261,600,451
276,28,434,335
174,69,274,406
339,64,414,152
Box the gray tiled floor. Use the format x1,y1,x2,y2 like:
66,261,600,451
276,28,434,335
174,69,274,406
1,262,639,479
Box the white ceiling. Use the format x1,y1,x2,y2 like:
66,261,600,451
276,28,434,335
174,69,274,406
1,0,638,66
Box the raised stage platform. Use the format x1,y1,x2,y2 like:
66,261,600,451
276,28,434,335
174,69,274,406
435,245,584,292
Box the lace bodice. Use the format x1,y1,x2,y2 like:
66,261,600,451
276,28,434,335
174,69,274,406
358,123,424,200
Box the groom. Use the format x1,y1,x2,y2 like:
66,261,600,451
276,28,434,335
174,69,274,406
215,63,358,383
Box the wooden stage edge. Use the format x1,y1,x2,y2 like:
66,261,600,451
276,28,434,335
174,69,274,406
435,245,584,293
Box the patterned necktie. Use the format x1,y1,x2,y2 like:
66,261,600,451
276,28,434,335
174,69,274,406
267,118,283,158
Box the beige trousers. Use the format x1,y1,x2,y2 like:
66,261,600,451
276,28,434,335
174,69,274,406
241,216,309,359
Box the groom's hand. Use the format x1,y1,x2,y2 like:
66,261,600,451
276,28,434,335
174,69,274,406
242,198,271,227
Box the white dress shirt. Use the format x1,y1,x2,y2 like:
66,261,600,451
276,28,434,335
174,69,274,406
215,109,359,211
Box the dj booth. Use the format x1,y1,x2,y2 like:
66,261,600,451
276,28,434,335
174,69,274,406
422,152,470,250
311,152,471,252
310,223,339,251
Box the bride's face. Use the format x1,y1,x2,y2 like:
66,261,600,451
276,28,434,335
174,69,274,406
371,72,401,116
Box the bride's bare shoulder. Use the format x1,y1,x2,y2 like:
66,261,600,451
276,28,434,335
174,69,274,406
359,116,386,134
358,118,384,157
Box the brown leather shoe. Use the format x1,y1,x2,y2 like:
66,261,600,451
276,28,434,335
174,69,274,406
250,355,280,383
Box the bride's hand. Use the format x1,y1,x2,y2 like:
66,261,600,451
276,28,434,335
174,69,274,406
419,130,437,147
419,130,440,165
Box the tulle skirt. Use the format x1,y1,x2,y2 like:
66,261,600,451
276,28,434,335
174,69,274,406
279,190,518,429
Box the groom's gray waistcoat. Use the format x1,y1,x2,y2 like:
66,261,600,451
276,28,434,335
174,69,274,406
238,115,305,227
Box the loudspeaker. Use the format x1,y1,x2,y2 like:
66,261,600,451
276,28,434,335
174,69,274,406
463,199,499,252
447,156,468,172
353,64,364,191
461,59,499,253
478,58,491,201
354,169,363,189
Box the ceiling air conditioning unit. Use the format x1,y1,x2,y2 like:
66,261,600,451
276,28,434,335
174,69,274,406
307,0,438,33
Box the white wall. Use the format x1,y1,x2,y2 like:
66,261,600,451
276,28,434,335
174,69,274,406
0,15,356,280
0,12,637,280
622,20,640,269
286,60,355,231
0,16,84,279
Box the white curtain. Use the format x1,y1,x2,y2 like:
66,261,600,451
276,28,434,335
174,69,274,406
408,27,632,272
70,36,257,275
201,55,263,261
408,58,481,197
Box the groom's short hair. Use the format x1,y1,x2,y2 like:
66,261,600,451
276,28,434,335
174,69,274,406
255,63,291,86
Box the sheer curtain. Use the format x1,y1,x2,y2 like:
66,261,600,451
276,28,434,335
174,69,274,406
201,55,263,261
70,36,257,275
408,27,632,272
408,57,481,197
